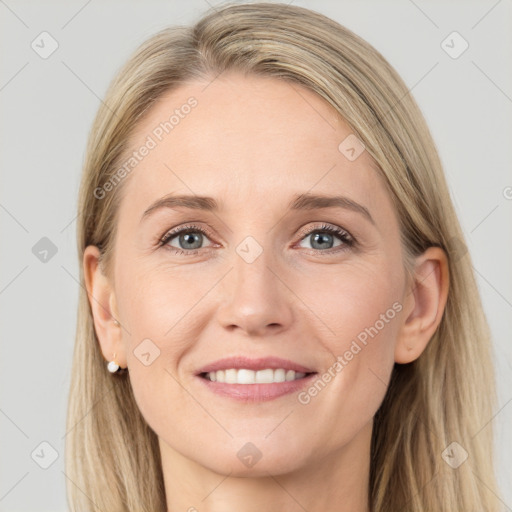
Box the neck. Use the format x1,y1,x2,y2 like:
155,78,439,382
160,420,372,512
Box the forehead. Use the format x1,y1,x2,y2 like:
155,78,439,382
119,72,392,222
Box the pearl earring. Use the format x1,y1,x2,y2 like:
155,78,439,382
113,318,120,326
107,353,122,373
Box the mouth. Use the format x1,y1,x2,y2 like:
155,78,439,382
198,368,317,384
194,356,319,402
195,368,319,402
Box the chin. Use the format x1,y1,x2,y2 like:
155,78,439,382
200,442,308,477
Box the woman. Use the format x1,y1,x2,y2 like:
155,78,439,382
65,2,502,511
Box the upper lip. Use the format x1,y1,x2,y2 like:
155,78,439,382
196,356,317,375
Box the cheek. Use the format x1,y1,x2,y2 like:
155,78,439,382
114,265,194,434
302,256,403,353
114,262,210,401
116,260,207,337
296,259,402,417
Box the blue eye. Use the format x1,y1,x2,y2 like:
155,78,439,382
297,224,353,252
159,223,354,256
160,224,213,255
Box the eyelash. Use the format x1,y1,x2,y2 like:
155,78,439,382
158,223,355,256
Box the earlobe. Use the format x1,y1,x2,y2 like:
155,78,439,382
83,245,127,368
394,247,450,364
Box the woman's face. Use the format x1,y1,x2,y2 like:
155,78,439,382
104,72,412,475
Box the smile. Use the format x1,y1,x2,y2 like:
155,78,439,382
196,370,318,402
201,368,310,384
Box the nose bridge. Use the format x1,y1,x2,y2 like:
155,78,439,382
233,236,275,297
216,234,294,335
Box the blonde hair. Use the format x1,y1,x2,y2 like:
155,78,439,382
65,2,501,510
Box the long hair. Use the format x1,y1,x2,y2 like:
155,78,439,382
65,3,501,510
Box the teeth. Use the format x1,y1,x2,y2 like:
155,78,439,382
204,368,307,384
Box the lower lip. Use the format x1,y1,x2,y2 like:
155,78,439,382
195,373,318,402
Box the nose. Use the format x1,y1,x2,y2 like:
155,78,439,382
215,243,295,337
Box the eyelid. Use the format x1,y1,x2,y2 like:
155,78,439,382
158,221,356,254
159,223,217,247
295,222,352,242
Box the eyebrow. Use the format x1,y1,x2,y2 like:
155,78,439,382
141,192,375,225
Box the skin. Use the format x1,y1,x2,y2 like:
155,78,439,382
84,72,449,512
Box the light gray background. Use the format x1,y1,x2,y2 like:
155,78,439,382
1,0,511,510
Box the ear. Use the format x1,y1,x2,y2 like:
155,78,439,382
395,246,450,364
83,245,127,368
